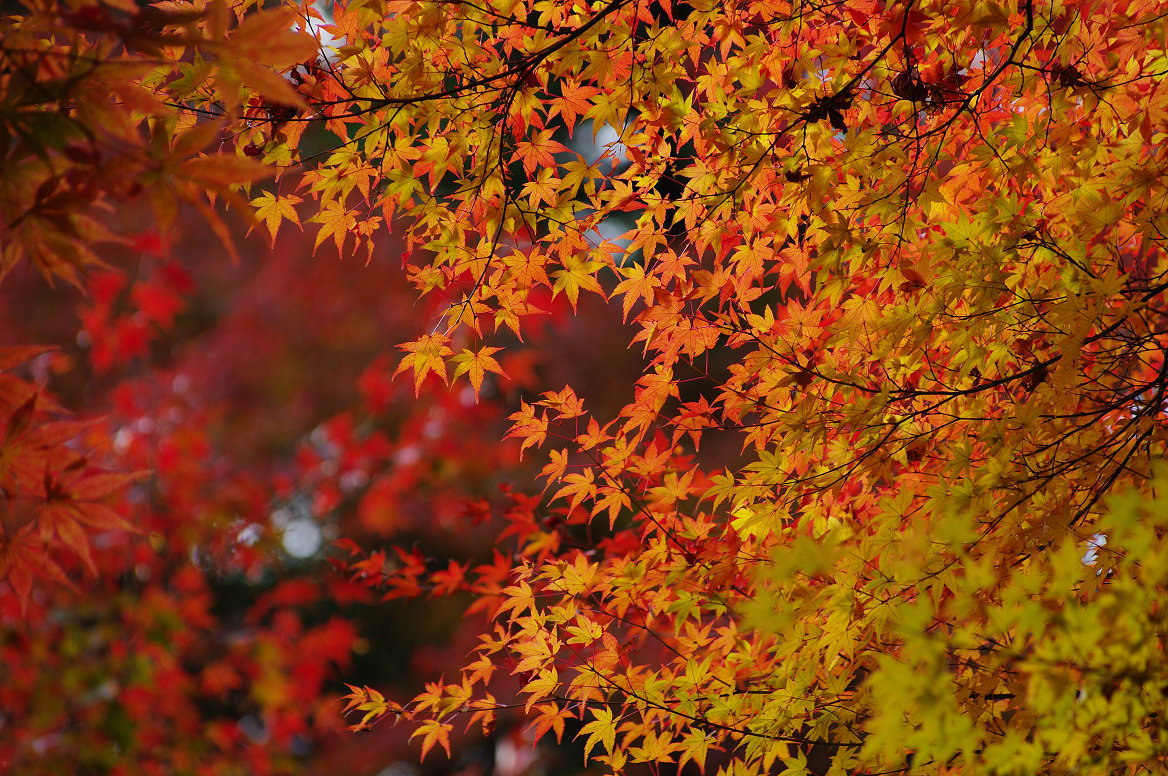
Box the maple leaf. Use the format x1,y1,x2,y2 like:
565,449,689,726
539,385,585,419
550,80,602,135
528,702,570,742
229,58,308,110
227,7,320,67
410,718,453,760
612,262,655,321
312,199,359,253
251,192,303,245
393,334,453,396
578,706,617,763
342,685,401,730
515,130,569,177
551,255,604,310
520,168,561,208
522,666,558,712
677,728,714,773
506,401,548,458
451,347,505,399
181,153,273,189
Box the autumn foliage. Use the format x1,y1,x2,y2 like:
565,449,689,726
4,0,1168,773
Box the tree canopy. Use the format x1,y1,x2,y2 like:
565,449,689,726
3,0,1168,773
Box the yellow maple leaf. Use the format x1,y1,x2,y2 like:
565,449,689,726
409,719,452,761
251,192,302,245
578,706,617,763
393,334,453,396
451,347,505,399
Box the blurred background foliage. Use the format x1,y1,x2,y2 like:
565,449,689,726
0,189,647,774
